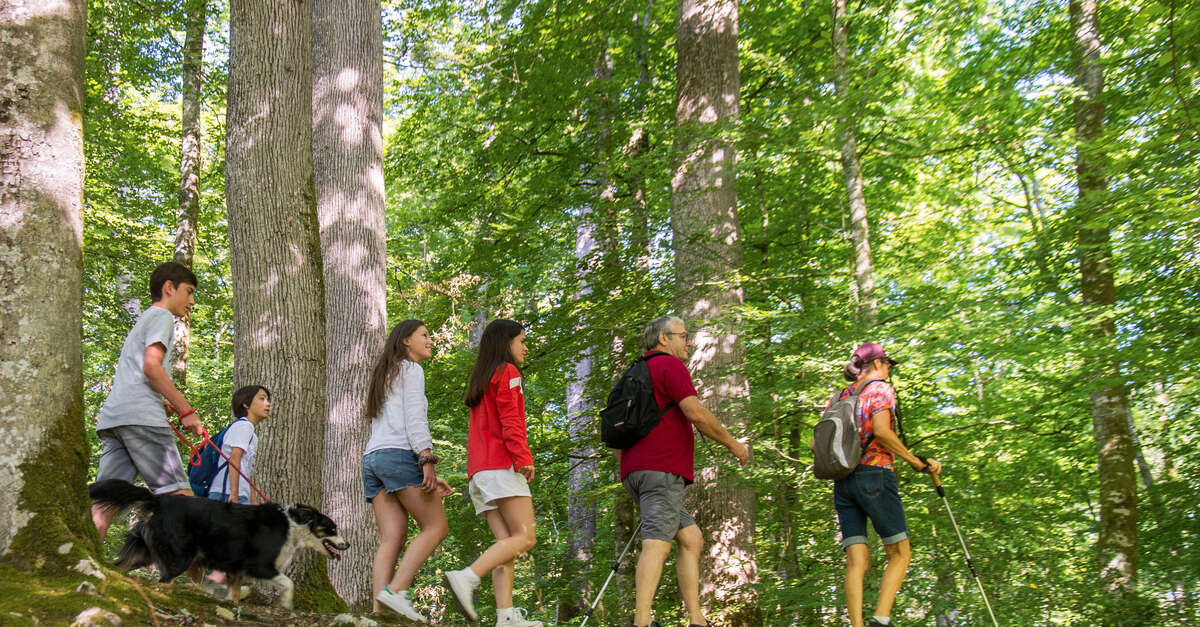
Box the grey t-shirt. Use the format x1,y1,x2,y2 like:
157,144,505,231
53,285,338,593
96,306,175,430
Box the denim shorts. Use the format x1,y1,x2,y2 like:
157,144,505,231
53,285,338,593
833,464,908,548
623,470,697,542
362,448,423,502
208,492,251,505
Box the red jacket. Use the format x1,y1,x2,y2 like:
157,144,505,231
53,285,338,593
467,363,533,478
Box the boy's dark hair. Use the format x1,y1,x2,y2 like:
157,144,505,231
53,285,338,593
232,385,270,418
149,261,198,301
465,319,525,408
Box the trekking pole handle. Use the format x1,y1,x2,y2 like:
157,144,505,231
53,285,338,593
930,470,945,497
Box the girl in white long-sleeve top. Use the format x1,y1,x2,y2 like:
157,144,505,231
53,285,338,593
363,319,452,622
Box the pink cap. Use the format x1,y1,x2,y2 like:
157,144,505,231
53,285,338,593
853,342,897,365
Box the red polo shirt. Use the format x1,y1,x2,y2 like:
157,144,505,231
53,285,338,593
619,351,698,483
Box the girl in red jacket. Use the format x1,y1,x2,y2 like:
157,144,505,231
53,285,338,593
443,319,542,627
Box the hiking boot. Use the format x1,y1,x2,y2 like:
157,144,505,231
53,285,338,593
443,567,480,622
496,606,542,626
377,587,428,623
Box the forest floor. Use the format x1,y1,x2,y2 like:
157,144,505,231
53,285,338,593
0,562,465,626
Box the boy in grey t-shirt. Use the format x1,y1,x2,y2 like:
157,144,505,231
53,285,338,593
92,261,204,542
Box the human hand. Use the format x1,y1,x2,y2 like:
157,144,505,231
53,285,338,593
181,412,203,436
728,439,750,465
420,464,437,493
924,458,942,475
433,477,454,498
517,465,535,482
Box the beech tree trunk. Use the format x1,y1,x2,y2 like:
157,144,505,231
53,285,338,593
1070,0,1138,603
226,0,337,609
313,0,386,609
0,0,93,565
832,0,877,328
171,0,205,392
671,0,758,622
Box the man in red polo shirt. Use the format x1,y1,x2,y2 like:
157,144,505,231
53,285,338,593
615,316,750,627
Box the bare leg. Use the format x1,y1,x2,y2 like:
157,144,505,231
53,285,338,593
370,489,410,612
844,543,869,627
467,496,536,609
675,525,705,624
875,540,911,618
390,486,449,591
91,504,115,543
634,539,672,626
483,508,515,609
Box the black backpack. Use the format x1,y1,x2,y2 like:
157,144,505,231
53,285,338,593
600,352,676,449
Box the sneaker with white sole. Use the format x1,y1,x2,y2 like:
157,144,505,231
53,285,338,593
376,587,428,623
443,568,480,622
496,606,542,627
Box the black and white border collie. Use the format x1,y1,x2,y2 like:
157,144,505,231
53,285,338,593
89,479,348,609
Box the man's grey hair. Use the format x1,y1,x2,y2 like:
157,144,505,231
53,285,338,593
643,316,685,351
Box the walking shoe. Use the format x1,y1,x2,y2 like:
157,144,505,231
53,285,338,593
867,619,893,627
376,587,428,623
443,567,480,622
631,622,661,627
495,606,542,626
688,622,714,627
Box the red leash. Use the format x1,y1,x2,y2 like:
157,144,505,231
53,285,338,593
170,417,270,503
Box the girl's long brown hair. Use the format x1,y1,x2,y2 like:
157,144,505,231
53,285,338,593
464,319,524,407
365,319,426,421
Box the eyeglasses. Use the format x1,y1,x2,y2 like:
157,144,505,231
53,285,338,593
666,332,692,342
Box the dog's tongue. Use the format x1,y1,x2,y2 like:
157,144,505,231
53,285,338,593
324,542,342,560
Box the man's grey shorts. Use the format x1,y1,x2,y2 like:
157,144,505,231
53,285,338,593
96,426,190,495
623,470,696,542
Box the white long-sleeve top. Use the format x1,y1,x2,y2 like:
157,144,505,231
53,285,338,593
364,361,433,455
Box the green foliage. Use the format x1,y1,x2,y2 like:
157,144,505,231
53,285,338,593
75,0,1200,623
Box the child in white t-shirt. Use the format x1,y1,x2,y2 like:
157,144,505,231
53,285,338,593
208,385,270,505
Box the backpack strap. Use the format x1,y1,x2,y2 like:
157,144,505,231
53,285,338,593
639,352,678,413
850,379,890,458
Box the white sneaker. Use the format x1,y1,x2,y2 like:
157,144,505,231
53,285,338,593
496,606,543,627
443,568,480,622
376,587,428,623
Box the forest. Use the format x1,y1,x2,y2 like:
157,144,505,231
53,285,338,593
1,0,1198,625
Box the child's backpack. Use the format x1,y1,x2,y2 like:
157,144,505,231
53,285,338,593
187,418,246,498
812,380,886,480
600,352,676,449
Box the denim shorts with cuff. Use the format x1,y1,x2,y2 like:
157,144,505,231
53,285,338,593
362,448,423,502
834,464,908,548
623,469,697,542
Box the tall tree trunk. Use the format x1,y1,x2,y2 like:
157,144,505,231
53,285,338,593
226,0,338,610
672,0,758,622
1070,0,1138,603
0,0,93,565
171,0,206,393
313,0,386,609
832,0,877,328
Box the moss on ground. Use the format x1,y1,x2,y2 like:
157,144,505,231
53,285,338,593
0,562,437,626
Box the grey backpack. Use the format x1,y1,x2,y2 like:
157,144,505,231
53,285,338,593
812,380,885,480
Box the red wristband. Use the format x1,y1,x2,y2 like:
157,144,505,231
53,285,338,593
178,408,196,420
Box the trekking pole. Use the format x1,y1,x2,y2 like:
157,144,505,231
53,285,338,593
580,521,641,627
930,472,1000,627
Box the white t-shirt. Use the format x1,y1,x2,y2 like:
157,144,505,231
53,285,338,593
96,306,175,430
364,361,433,455
211,419,258,496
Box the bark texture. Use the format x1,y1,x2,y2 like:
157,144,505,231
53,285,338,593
313,0,386,608
226,0,338,609
1070,0,1138,601
0,0,92,565
832,0,877,328
171,0,206,392
671,0,758,621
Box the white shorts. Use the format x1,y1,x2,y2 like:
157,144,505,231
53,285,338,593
468,467,531,516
